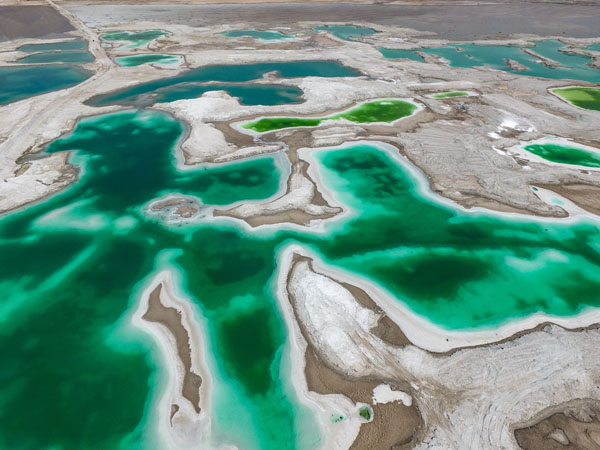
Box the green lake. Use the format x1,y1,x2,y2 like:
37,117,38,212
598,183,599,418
552,87,600,111
430,92,469,99
523,142,600,168
242,99,418,133
1,104,600,449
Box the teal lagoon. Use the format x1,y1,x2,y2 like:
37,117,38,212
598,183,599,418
377,47,425,62
223,29,295,40
379,40,600,82
0,65,92,105
314,25,378,41
17,51,94,64
17,39,93,65
87,60,361,107
18,40,88,52
1,107,600,449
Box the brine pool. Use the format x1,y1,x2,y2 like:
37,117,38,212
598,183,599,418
379,40,600,83
2,105,600,449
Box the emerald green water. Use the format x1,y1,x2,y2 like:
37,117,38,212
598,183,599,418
379,40,600,82
314,25,377,41
87,60,360,107
102,30,167,48
0,65,92,106
223,30,295,40
430,91,469,99
2,108,600,448
552,87,600,111
18,40,88,52
524,142,600,168
243,99,417,133
115,54,181,67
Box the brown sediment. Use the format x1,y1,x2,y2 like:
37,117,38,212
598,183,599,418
514,399,600,450
573,139,600,151
341,282,411,347
521,48,562,69
143,284,203,413
286,254,422,450
537,183,600,217
150,196,201,220
505,58,528,72
213,121,255,149
13,162,31,177
170,403,180,426
151,198,188,211
213,145,342,227
174,205,199,218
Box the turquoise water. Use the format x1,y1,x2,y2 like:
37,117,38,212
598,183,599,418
376,47,425,62
87,60,361,107
379,40,600,82
102,30,167,48
115,54,181,67
314,25,377,41
2,105,600,448
17,51,94,64
588,44,600,52
0,65,92,105
18,40,88,52
223,29,295,40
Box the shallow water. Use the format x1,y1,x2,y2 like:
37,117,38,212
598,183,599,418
0,64,92,105
17,51,94,64
314,25,377,41
376,47,425,62
87,60,361,107
17,40,88,52
223,29,295,40
379,40,600,82
2,107,600,448
115,54,181,67
102,30,167,48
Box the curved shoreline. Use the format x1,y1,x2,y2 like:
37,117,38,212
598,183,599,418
132,270,219,449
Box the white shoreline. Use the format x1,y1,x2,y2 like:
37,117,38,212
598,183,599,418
132,269,234,450
274,246,364,450
276,242,600,353
506,135,600,172
300,139,600,225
